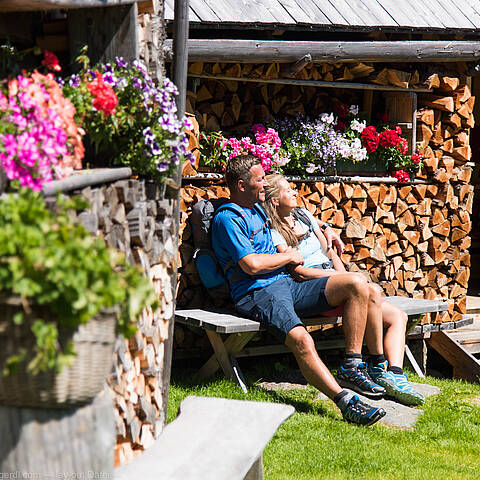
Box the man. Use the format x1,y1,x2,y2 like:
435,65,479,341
212,154,386,426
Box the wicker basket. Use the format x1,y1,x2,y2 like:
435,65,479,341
0,298,116,408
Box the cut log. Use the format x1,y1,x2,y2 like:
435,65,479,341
438,76,459,92
424,73,440,89
418,94,454,113
416,108,434,127
345,218,366,239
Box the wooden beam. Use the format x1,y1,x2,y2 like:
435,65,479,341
427,331,480,383
164,39,480,63
188,73,433,93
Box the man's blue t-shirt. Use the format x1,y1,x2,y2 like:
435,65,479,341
211,203,286,301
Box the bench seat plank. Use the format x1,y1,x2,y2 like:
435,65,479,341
175,309,263,333
176,297,449,334
115,396,294,480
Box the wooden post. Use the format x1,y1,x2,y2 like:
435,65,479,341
0,390,115,478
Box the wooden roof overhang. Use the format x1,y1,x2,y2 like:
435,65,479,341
164,39,480,64
0,0,141,11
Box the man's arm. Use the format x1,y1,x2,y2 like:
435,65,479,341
238,248,304,276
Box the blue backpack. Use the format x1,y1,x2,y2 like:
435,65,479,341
190,199,269,299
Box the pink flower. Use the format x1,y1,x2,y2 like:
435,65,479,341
252,124,266,135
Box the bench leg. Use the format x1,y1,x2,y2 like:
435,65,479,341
244,454,263,480
197,331,258,383
404,344,425,378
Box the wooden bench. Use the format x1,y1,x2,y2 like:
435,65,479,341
115,395,294,480
175,296,458,391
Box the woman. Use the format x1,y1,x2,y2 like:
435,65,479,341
263,173,424,406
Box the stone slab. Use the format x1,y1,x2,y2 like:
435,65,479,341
258,379,440,429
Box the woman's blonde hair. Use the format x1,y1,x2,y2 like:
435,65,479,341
263,174,300,247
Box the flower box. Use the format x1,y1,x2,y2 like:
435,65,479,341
0,297,117,408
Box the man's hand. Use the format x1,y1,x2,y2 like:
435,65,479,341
284,246,304,267
322,225,344,255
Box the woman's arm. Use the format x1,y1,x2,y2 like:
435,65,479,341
276,243,336,281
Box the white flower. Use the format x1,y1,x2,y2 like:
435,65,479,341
350,119,366,133
349,104,359,115
306,163,317,174
320,112,335,125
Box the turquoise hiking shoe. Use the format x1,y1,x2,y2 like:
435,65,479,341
368,361,425,406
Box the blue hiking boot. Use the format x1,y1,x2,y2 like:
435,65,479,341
340,394,386,426
336,362,386,398
367,361,425,406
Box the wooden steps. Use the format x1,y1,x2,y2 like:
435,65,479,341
427,318,480,383
466,295,480,314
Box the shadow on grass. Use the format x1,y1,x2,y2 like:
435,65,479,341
170,366,332,417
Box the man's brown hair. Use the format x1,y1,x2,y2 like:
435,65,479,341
225,154,262,193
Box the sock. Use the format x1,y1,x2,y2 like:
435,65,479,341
369,354,386,365
342,352,363,369
334,389,355,410
388,365,403,375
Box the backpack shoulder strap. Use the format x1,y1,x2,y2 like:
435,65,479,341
293,207,315,235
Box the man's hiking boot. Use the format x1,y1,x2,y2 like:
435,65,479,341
339,394,386,426
336,362,386,398
367,361,425,406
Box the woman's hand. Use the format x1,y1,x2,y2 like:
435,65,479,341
320,223,345,255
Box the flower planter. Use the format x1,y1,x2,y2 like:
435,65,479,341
0,298,116,408
336,157,388,175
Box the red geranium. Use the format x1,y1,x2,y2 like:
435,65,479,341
411,153,422,164
379,129,400,149
395,170,410,183
87,71,118,116
397,137,408,155
360,126,380,154
41,50,61,72
333,101,349,119
334,120,346,132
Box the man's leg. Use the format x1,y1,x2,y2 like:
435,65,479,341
323,273,369,353
285,326,341,399
285,326,386,426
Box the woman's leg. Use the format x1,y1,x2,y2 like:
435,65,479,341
381,301,408,368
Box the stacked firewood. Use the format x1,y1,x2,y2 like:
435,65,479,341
61,178,177,466
185,61,469,133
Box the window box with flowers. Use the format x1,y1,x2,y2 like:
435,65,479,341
198,102,423,183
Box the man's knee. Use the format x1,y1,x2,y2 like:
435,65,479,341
345,273,369,299
285,326,316,356
368,283,382,305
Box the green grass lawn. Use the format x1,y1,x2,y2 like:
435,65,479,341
168,363,480,480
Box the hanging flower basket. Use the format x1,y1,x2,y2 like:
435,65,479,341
0,297,117,408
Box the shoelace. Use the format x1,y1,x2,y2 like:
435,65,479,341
356,363,376,384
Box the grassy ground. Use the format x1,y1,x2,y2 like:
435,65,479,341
168,360,480,480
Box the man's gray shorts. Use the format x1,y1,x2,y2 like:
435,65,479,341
234,276,333,342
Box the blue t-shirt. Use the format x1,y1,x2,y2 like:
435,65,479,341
271,208,333,270
211,203,286,301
